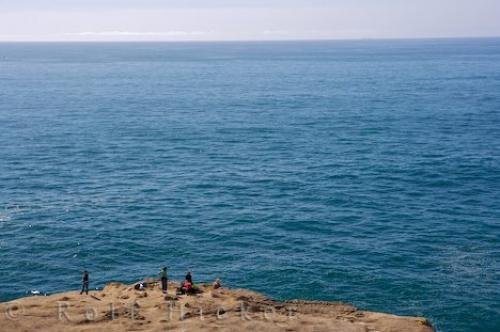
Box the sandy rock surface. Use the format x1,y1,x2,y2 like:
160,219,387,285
0,282,434,332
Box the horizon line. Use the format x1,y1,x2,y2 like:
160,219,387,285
1,35,499,43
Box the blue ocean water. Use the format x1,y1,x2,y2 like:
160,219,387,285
0,39,499,332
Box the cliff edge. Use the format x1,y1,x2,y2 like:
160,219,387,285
0,281,434,332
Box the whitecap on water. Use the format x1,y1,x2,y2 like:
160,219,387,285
0,212,11,223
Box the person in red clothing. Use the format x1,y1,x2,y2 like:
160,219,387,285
181,279,192,294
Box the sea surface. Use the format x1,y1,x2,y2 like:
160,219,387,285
0,39,499,332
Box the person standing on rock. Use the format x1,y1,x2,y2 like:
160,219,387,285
185,271,192,284
80,270,89,295
160,267,168,293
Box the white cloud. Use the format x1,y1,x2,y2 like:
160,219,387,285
68,31,208,37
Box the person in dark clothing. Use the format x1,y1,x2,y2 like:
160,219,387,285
80,271,89,295
160,267,168,293
185,271,192,284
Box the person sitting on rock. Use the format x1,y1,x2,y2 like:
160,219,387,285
181,279,193,294
213,278,222,289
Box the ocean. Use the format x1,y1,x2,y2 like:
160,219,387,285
0,39,499,332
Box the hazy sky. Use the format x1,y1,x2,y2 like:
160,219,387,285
0,0,499,41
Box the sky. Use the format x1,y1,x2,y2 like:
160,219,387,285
0,0,499,41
